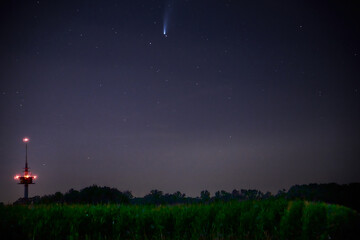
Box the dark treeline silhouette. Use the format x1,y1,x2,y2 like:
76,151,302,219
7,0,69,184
286,183,360,212
14,183,360,212
16,186,132,205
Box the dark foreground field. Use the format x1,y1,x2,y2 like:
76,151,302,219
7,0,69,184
1,199,359,240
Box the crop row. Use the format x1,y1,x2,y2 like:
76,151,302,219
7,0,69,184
1,199,359,240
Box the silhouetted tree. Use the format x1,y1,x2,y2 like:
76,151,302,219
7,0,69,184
144,189,164,205
64,188,80,203
263,191,273,199
241,189,264,200
214,190,232,201
231,189,240,199
200,190,210,202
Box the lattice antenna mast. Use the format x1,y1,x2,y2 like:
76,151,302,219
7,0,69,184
14,137,37,200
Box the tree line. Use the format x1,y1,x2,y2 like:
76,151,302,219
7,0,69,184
14,183,360,212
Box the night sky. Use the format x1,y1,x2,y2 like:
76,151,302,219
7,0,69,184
1,0,359,203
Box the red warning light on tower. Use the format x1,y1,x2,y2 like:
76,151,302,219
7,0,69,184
14,137,37,200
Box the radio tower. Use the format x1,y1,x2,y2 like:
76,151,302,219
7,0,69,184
14,137,37,200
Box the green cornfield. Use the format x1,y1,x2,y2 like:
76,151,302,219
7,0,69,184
1,199,359,240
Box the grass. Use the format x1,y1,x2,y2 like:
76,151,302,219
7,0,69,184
1,199,359,240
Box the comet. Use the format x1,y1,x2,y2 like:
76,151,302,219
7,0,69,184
163,15,168,37
163,0,173,37
163,24,167,37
